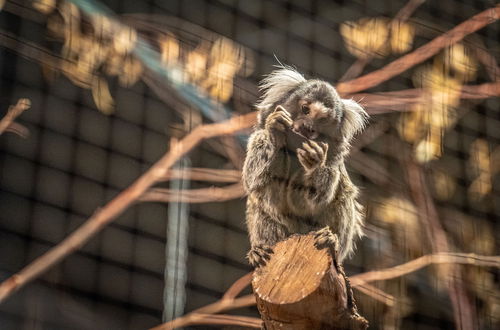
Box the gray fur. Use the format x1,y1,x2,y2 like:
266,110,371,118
243,68,368,267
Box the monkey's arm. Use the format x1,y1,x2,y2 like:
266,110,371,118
296,140,341,207
302,165,340,206
242,106,291,192
242,129,277,191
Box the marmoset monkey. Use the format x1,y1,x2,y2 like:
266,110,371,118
243,67,368,267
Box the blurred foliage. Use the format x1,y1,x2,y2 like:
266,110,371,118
340,17,414,59
35,0,253,115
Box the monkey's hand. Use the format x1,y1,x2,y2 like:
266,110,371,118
265,105,292,146
314,226,339,258
297,140,328,173
247,244,274,268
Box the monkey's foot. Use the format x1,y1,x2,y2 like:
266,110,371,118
247,245,274,268
314,226,339,255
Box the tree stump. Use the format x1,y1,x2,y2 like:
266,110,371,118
252,234,368,330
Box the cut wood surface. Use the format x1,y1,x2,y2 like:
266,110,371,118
252,234,368,330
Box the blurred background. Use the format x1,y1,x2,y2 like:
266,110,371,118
0,0,499,329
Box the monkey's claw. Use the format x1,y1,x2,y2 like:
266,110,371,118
265,105,293,132
314,226,339,254
247,244,274,268
297,140,328,171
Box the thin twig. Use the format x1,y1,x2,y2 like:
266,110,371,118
0,98,31,136
158,167,241,183
152,294,256,330
354,81,500,114
156,250,499,329
140,182,245,203
406,161,476,330
0,112,257,304
355,283,395,307
350,252,500,286
3,122,30,138
337,6,500,94
222,272,253,300
155,313,262,329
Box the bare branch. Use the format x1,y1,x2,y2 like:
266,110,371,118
406,160,476,330
139,183,245,203
355,82,500,114
337,6,500,94
153,294,256,330
222,272,253,300
350,252,500,286
157,249,499,329
159,167,241,183
3,121,30,138
152,313,261,329
355,283,396,307
0,112,257,304
0,98,31,136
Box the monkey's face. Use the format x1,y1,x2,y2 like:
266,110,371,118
291,99,337,140
284,81,343,141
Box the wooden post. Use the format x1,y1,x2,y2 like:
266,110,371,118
252,234,368,330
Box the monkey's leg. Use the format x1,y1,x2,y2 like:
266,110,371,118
314,227,363,322
246,210,290,268
313,226,339,253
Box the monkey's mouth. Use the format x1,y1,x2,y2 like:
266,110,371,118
292,127,318,140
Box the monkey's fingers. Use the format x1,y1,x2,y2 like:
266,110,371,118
247,245,274,268
320,141,329,154
276,109,293,126
305,141,325,160
274,105,291,116
314,226,339,254
267,111,292,132
301,143,320,161
302,140,325,162
297,149,315,170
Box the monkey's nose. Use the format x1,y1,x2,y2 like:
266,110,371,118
299,125,318,140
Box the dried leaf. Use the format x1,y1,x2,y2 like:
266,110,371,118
373,197,418,225
113,27,137,55
468,139,492,200
91,14,115,39
398,105,425,143
104,51,123,76
185,46,208,83
340,18,390,59
390,20,414,54
433,170,456,200
91,77,115,114
159,34,180,65
119,57,143,87
32,0,56,14
445,43,477,81
415,137,441,163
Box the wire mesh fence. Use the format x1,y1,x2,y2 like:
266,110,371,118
0,0,498,329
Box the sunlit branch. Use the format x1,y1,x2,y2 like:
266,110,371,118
158,167,241,183
0,111,257,304
140,183,245,203
350,252,500,286
337,6,500,94
355,82,500,114
0,98,31,137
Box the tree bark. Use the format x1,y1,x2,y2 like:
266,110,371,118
252,234,368,330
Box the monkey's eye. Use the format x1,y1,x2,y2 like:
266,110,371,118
301,104,310,115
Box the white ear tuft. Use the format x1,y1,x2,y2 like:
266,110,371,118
256,66,306,110
341,99,369,140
